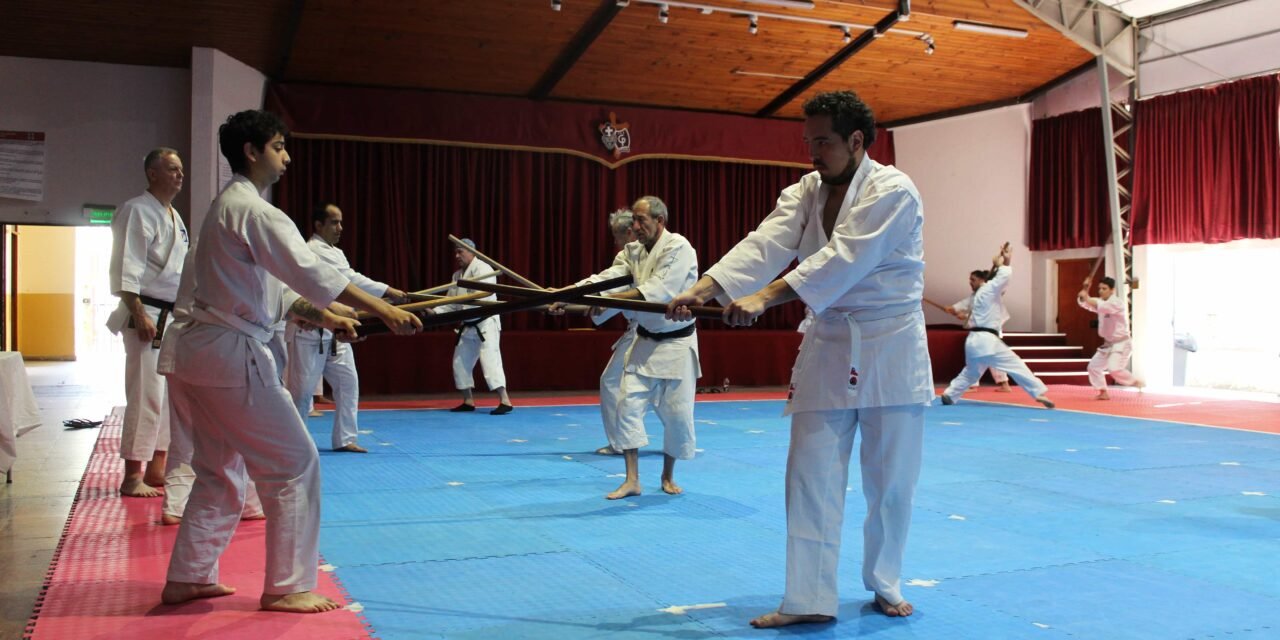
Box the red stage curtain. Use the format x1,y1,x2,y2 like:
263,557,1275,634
1028,108,1111,250
1132,74,1280,245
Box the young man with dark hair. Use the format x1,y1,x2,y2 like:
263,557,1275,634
670,90,931,626
1078,276,1142,399
158,110,421,613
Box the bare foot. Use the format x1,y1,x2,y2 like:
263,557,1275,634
161,580,236,605
996,382,1012,393
875,593,914,617
121,476,162,498
1096,390,1110,401
241,512,267,521
749,611,835,628
594,445,620,455
661,476,683,495
161,513,182,526
260,591,341,613
334,443,368,453
144,454,167,486
606,480,642,500
308,409,323,417
1035,395,1056,409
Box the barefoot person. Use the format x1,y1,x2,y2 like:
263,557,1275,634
669,91,932,625
560,196,700,499
107,148,189,497
945,269,1012,392
1078,276,1142,399
157,110,421,613
589,208,639,456
939,245,1055,408
286,202,409,453
439,239,514,415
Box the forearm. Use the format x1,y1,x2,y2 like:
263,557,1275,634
755,278,799,309
607,288,645,301
288,297,328,326
336,283,395,315
118,291,149,321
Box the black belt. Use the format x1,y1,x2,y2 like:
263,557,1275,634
967,326,1003,340
128,294,176,349
303,327,340,357
456,319,486,345
637,324,696,341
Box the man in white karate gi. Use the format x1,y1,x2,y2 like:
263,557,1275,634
945,269,1012,392
286,202,407,452
939,245,1055,408
440,239,513,415
567,196,699,499
669,91,933,625
157,110,421,614
1078,276,1142,399
570,208,639,456
107,147,189,498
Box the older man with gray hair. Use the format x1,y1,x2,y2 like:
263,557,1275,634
438,238,513,414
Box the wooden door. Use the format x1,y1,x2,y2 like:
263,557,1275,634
1056,258,1104,355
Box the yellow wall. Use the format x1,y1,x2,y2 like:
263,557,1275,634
16,226,75,359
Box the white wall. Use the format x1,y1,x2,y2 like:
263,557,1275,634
189,47,267,234
0,56,190,226
894,105,1038,331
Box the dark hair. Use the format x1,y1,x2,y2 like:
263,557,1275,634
1099,276,1116,288
312,202,336,228
802,91,877,148
218,110,289,175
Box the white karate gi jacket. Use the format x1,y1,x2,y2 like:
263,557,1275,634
287,234,390,345
583,230,701,380
158,176,348,387
438,258,501,335
107,191,189,332
1079,294,1130,344
704,156,933,414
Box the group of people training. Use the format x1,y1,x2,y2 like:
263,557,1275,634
102,89,1139,627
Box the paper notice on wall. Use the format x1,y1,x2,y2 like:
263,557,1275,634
0,131,46,202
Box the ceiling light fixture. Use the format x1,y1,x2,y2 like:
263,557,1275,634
748,14,759,35
625,1,927,40
658,2,669,23
918,34,936,55
841,26,851,44
551,0,562,10
952,20,1028,38
616,0,630,6
741,0,815,8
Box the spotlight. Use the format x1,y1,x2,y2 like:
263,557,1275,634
918,33,935,55
615,0,629,6
748,14,758,35
551,0,562,10
842,26,851,44
658,3,669,23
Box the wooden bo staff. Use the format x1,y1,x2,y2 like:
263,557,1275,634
409,270,501,298
358,275,634,336
447,235,543,290
354,291,488,320
922,297,949,312
456,279,727,320
407,292,590,314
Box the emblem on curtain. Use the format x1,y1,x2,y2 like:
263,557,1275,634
598,112,631,159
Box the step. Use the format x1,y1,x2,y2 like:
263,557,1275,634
1035,371,1111,385
1011,346,1085,359
1023,358,1093,374
1003,332,1067,347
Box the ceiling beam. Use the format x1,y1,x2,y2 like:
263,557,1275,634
529,0,622,100
755,0,909,117
274,0,308,79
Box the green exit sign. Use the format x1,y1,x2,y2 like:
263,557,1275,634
84,205,114,225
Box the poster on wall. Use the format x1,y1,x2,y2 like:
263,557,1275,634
0,131,46,202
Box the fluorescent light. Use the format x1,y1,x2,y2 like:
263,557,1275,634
742,0,815,8
952,20,1028,38
732,69,804,80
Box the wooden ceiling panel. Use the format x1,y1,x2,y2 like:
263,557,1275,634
283,0,599,96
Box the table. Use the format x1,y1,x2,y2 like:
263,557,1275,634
1,351,42,482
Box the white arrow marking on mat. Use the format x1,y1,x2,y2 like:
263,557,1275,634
1105,446,1123,450
1030,418,1049,423
346,603,364,612
747,430,765,434
378,442,393,446
319,564,336,572
695,448,705,453
358,429,374,434
659,602,727,615
562,455,574,461
1153,403,1185,408
508,439,528,443
557,437,569,441
1032,622,1051,629
608,473,626,478
1220,461,1241,466
906,579,939,587
447,481,465,486
1157,499,1177,504
567,423,581,427
948,514,966,521
1242,491,1267,496
1065,448,1078,452
942,421,963,426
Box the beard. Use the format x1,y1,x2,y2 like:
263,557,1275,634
819,158,858,186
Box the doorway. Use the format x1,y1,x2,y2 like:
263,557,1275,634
1056,257,1104,355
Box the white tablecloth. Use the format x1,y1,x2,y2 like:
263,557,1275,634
1,352,42,474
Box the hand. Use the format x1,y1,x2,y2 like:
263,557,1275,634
723,293,767,327
546,301,568,316
589,305,606,317
385,287,409,304
133,313,158,343
379,304,423,336
328,302,358,319
666,276,723,321
321,310,363,342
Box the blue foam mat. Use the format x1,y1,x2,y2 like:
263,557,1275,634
312,400,1280,639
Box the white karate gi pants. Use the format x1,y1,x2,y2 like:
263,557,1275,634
162,381,262,520
599,330,638,439
609,357,697,460
165,378,322,595
453,323,506,391
120,329,170,461
944,334,1048,400
287,334,360,450
781,405,924,615
1088,339,1137,388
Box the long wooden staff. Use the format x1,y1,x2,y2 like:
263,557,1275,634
355,291,488,320
922,297,949,312
359,275,634,336
408,270,501,298
448,235,543,290
457,280,727,320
